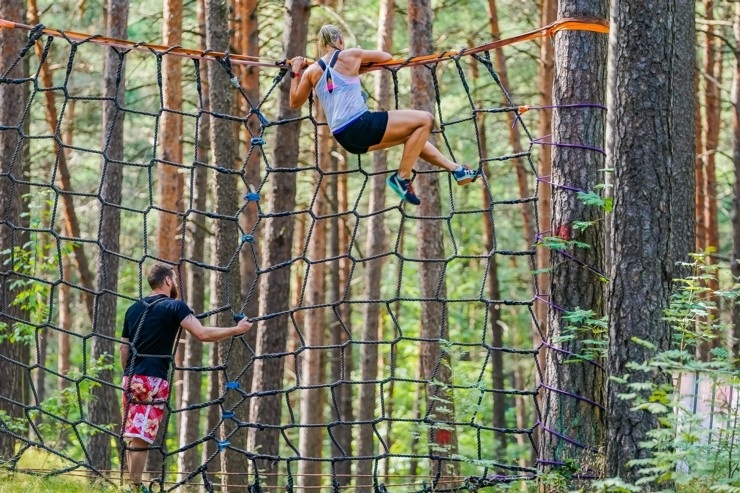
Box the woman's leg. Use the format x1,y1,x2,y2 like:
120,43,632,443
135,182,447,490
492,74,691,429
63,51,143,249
368,109,442,178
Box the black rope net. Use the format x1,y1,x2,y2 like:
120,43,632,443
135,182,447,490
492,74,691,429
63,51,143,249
0,21,589,493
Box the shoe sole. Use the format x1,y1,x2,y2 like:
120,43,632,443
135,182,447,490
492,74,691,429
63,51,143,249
455,177,475,185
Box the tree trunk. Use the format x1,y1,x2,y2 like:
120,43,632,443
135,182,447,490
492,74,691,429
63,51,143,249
695,67,706,253
699,1,722,360
478,111,507,459
0,0,30,460
88,0,128,474
331,148,353,486
236,0,260,420
408,0,459,485
732,0,740,366
703,0,721,258
356,1,394,489
26,0,95,324
485,0,535,249
539,0,608,478
178,4,210,474
58,97,76,392
606,0,695,482
203,0,246,488
247,0,309,488
536,0,557,376
158,0,184,264
236,0,261,308
297,112,329,490
159,0,185,412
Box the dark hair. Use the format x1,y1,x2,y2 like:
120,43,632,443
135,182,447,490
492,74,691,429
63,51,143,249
147,263,175,289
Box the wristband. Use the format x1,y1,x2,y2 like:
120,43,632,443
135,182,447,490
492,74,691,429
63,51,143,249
290,71,300,79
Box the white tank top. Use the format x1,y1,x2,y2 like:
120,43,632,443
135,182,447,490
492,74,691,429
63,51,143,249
314,51,368,133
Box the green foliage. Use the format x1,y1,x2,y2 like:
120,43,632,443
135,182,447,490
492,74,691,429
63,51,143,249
554,307,608,363
601,254,740,492
577,188,613,213
0,470,124,493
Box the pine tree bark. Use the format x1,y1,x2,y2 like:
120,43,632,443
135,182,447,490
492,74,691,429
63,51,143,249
0,0,30,460
332,148,353,486
485,0,534,249
606,0,695,482
158,0,184,265
732,0,740,367
408,0,459,485
246,0,309,488
296,111,329,490
203,0,246,488
236,0,260,414
88,0,128,474
355,1,394,488
535,0,557,374
478,107,507,459
539,0,608,477
178,10,210,474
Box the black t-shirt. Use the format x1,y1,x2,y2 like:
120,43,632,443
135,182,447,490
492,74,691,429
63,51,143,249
121,294,193,379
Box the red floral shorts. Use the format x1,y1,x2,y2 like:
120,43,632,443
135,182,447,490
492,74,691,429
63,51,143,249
121,375,170,444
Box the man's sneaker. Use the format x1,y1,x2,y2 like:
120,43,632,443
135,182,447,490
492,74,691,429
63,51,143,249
386,172,421,206
452,165,480,185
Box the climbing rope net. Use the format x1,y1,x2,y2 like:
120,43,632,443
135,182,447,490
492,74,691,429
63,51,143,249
0,17,608,492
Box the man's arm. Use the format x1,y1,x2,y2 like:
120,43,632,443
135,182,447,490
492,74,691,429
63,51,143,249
179,314,253,343
120,337,130,372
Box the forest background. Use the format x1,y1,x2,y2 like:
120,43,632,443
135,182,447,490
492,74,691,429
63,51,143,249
0,0,737,491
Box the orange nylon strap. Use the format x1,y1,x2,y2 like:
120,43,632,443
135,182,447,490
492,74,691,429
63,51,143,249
0,16,608,70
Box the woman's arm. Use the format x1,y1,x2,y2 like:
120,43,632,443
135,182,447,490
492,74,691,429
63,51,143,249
359,49,393,65
289,56,315,109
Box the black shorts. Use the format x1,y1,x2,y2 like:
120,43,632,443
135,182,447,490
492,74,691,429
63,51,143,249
333,111,388,155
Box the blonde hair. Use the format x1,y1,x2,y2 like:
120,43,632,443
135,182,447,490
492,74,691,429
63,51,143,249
318,25,343,51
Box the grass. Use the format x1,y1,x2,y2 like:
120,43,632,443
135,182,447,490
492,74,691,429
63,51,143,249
0,472,123,493
1,447,125,493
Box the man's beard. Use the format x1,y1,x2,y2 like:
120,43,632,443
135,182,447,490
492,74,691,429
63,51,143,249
170,283,179,299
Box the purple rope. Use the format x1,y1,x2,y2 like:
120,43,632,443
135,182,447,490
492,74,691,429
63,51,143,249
556,248,609,280
536,459,566,466
540,383,606,410
536,420,599,453
540,340,606,372
535,232,609,280
535,294,566,313
537,175,588,194
531,135,607,156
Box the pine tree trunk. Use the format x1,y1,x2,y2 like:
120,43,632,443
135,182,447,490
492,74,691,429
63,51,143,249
296,110,329,490
89,0,128,474
539,0,608,478
0,0,30,459
485,0,534,249
236,0,260,410
355,1,394,489
247,1,309,488
535,0,557,375
332,149,353,486
178,7,210,474
203,0,246,488
606,0,695,482
408,0,459,485
732,0,740,367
